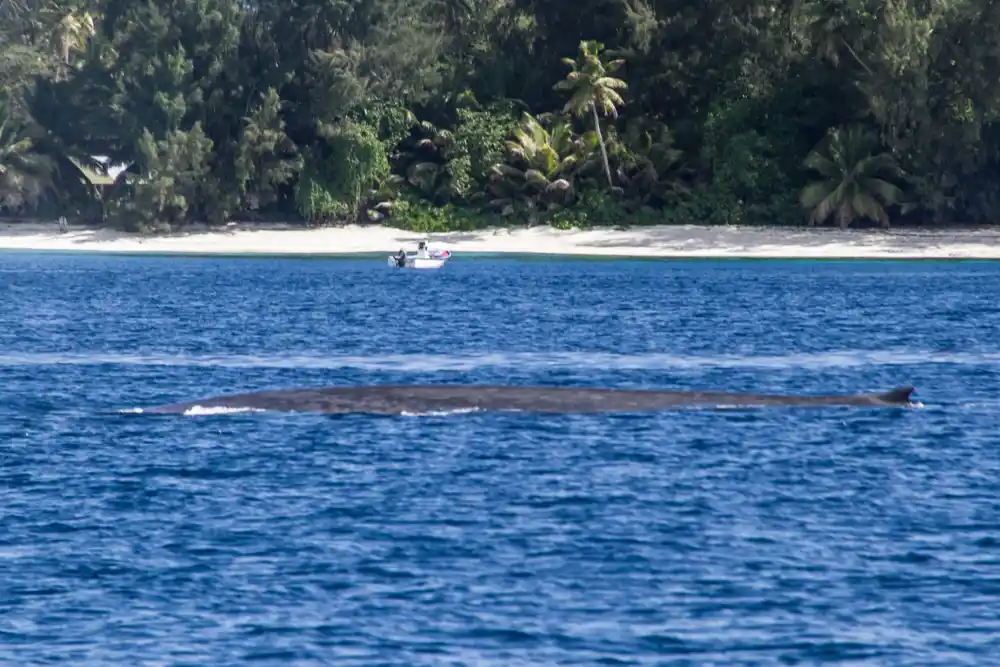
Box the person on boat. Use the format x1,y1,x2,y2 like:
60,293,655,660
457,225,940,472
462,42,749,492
394,248,407,267
416,240,429,259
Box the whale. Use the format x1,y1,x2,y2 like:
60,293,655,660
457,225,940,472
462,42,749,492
137,384,918,415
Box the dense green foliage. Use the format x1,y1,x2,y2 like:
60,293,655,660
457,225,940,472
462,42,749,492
1,0,997,231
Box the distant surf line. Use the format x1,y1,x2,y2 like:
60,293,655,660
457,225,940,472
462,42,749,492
0,350,994,371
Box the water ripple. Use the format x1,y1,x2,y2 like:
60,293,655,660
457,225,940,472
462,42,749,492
0,348,997,371
0,255,998,666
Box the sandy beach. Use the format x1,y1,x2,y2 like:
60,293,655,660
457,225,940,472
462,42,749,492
0,221,998,259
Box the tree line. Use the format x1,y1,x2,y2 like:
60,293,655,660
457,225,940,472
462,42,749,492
0,0,996,232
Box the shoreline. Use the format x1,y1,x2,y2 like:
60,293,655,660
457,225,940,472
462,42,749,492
0,221,999,260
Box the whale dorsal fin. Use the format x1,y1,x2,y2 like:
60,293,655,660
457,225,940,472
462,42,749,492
874,386,915,404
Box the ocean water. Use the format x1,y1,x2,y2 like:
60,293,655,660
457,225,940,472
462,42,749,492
1,252,999,666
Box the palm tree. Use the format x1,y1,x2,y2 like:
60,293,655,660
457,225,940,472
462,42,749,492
554,40,627,189
0,0,31,28
797,0,873,75
800,125,904,228
0,103,55,213
486,113,591,218
52,10,96,67
610,117,689,206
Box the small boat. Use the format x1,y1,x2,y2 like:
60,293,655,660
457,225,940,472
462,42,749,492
387,253,450,270
388,241,452,270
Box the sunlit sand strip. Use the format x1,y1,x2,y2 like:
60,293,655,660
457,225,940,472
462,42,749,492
1,222,999,258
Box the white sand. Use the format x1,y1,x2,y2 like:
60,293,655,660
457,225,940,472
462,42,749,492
0,221,998,258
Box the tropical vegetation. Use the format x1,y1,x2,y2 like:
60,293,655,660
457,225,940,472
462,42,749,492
0,0,997,232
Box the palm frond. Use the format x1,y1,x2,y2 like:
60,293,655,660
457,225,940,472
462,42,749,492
851,192,888,226
803,150,841,179
800,181,835,209
595,77,627,90
863,177,903,206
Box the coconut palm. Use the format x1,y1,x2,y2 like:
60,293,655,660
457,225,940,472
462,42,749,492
0,103,55,213
800,125,904,228
0,0,30,27
486,113,592,218
553,40,627,189
609,116,689,206
52,10,96,67
797,0,873,75
396,121,463,201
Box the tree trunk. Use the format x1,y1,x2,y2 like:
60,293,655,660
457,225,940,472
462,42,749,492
592,103,613,189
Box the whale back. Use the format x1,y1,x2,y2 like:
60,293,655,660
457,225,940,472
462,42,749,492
871,386,915,405
138,383,918,415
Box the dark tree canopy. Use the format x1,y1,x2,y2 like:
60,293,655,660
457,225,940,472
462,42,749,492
0,0,995,231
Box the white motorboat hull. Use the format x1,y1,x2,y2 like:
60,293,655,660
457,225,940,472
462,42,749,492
389,247,451,269
388,255,449,270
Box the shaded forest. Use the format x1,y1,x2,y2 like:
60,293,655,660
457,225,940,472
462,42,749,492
1,0,998,232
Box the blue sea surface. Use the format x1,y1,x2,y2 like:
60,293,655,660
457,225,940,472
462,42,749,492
1,253,999,666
